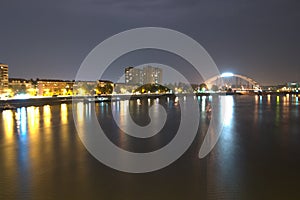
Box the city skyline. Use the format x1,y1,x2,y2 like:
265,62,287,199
1,62,299,99
0,0,299,85
1,61,300,87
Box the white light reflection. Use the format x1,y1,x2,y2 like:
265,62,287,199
137,98,141,105
174,97,179,103
259,95,262,104
85,102,92,119
16,107,27,135
201,96,206,112
223,96,234,127
116,100,120,111
76,102,84,123
215,95,236,192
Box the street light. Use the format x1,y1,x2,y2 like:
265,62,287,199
220,72,234,78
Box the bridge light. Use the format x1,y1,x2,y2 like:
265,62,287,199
221,72,234,77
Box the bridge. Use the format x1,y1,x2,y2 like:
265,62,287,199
205,73,261,92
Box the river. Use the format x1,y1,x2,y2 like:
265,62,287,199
0,95,300,200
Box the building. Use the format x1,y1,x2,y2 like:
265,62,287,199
72,80,114,95
37,79,74,96
142,66,162,84
73,81,97,95
125,66,162,85
9,78,35,96
95,80,114,95
287,82,300,91
0,63,9,94
125,67,143,85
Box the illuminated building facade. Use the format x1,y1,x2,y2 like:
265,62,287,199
0,63,9,94
287,82,300,90
143,66,162,84
125,67,143,85
125,66,162,85
9,78,35,96
37,79,74,96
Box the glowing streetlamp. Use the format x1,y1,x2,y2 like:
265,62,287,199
220,72,234,78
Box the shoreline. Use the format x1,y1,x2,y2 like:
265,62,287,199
0,94,180,108
0,92,298,109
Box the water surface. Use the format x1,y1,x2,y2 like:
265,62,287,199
0,95,300,200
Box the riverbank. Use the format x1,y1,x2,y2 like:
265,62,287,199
0,92,298,109
0,94,180,108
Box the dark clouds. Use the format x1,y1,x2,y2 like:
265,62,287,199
0,0,299,85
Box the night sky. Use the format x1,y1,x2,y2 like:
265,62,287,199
0,0,299,85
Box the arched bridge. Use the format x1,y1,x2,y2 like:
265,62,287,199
205,73,260,91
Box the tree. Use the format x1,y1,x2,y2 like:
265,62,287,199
211,85,219,92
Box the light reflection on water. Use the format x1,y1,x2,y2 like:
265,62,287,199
61,104,68,124
267,94,271,105
15,107,28,136
76,102,84,122
2,110,14,138
295,95,299,105
43,105,51,128
275,97,281,126
27,106,40,133
201,96,206,112
0,96,300,199
222,96,234,127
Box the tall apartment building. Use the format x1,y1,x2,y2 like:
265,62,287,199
125,67,143,85
125,66,162,85
0,63,9,94
143,66,162,84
